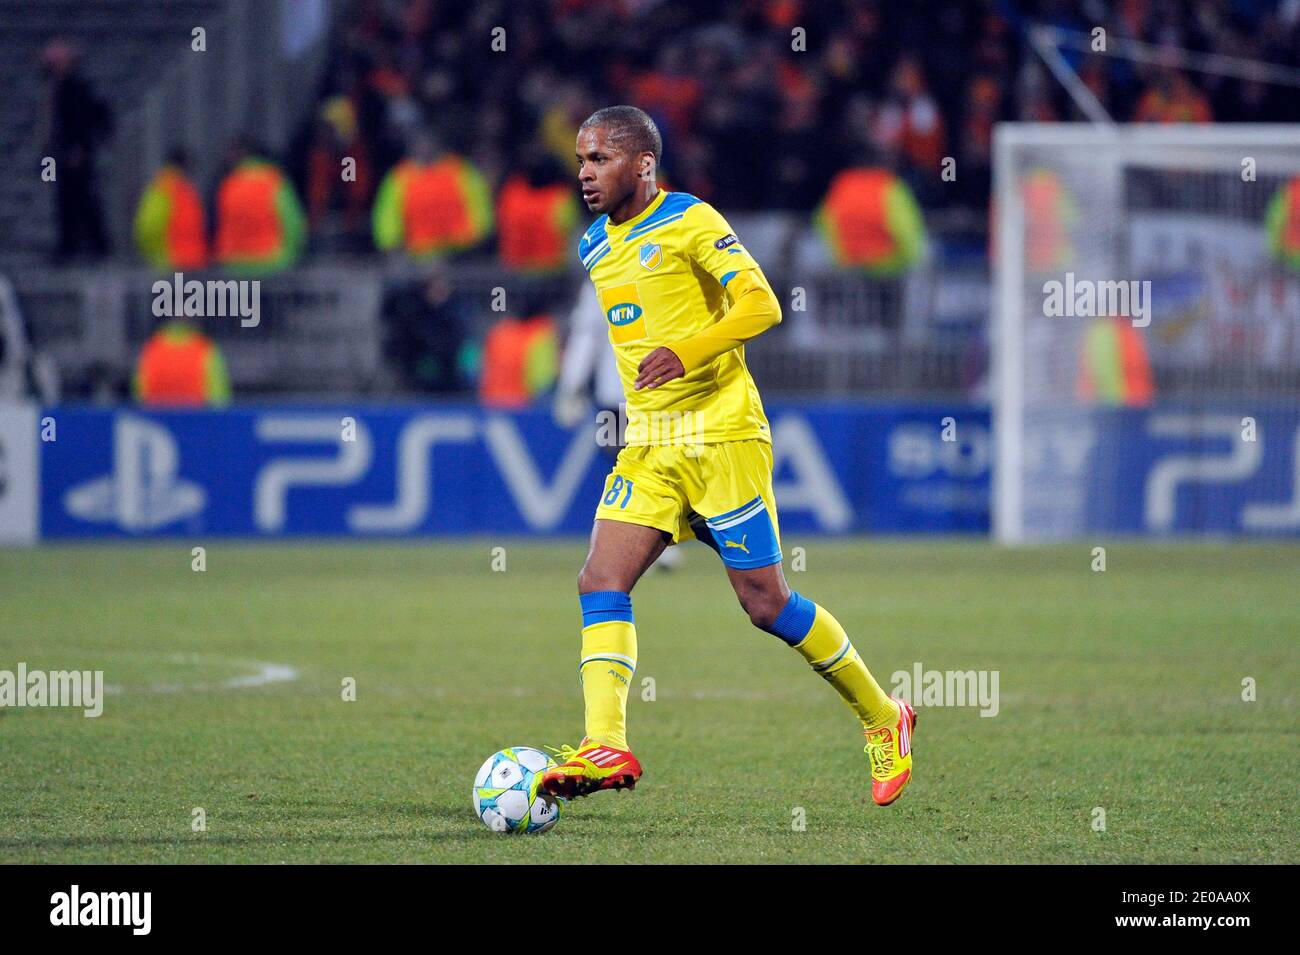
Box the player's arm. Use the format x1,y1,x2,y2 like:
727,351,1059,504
635,204,781,390
664,268,780,372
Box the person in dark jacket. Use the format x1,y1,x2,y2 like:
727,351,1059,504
41,39,113,259
381,264,472,393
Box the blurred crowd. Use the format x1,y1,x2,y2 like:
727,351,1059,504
42,0,1300,264
301,0,1300,230
22,0,1300,406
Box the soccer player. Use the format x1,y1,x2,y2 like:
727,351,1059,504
540,106,916,807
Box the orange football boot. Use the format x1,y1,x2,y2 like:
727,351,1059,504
865,697,916,806
540,739,643,799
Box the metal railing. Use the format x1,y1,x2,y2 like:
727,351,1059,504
6,258,990,400
9,264,384,396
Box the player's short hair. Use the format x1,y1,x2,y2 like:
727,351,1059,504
579,106,662,164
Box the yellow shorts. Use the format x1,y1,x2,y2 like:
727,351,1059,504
593,439,782,569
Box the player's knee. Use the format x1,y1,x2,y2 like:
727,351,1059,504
578,563,628,595
736,585,787,632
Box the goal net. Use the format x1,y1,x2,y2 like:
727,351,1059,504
992,125,1300,542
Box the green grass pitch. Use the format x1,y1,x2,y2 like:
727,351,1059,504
1,539,1296,864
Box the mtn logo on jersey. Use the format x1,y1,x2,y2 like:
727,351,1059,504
639,242,663,271
578,190,774,446
607,302,642,325
599,282,648,344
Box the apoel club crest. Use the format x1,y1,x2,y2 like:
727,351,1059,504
639,241,663,271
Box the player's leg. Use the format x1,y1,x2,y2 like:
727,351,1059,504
726,559,898,731
725,551,916,806
578,515,669,593
695,441,916,806
649,539,683,572
542,450,683,799
574,516,666,753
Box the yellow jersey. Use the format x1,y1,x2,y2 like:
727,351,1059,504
578,189,771,446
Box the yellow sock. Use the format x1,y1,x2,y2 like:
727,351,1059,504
578,591,637,750
772,593,897,730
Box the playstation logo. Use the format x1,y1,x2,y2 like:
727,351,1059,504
64,415,205,531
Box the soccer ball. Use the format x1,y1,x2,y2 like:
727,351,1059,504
472,746,563,834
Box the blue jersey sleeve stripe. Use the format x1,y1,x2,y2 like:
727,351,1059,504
625,212,688,241
582,237,610,267
621,192,700,241
577,215,609,260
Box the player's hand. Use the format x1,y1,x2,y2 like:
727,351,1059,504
634,347,685,390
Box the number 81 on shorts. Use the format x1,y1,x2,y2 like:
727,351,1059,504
602,475,634,509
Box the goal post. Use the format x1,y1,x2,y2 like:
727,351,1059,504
992,124,1300,543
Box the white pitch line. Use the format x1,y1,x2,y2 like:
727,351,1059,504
104,659,299,695
222,663,299,690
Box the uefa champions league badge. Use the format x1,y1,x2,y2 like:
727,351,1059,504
639,242,663,271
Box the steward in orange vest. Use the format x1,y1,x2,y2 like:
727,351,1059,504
134,149,207,270
988,167,1077,277
496,152,579,273
214,139,307,274
133,321,230,406
372,131,492,258
815,166,927,276
479,314,558,409
1020,167,1075,275
1266,174,1300,272
1077,317,1154,407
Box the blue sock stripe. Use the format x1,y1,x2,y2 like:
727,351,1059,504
767,591,818,646
579,590,634,627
